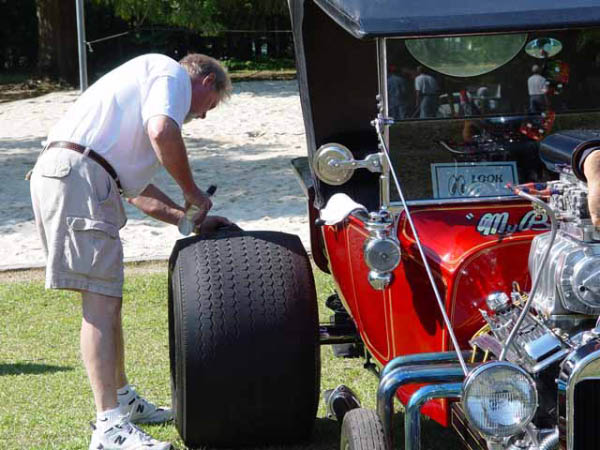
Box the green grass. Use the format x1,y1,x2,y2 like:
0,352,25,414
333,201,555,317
0,266,457,450
223,58,295,73
225,58,296,81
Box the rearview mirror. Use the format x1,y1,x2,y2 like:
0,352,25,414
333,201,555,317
313,144,383,185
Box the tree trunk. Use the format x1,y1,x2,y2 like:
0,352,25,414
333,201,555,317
36,0,78,84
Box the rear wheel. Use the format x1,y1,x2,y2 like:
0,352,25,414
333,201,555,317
168,230,320,447
340,408,388,450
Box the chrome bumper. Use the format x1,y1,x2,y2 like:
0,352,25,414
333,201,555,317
376,352,472,450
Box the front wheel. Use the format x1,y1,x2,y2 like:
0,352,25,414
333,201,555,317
340,408,389,450
168,230,320,448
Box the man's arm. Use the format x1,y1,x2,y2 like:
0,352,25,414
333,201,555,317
127,184,184,225
129,185,237,235
146,115,212,223
584,150,600,227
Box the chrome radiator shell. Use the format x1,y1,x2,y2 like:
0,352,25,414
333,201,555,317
557,338,600,449
529,231,600,316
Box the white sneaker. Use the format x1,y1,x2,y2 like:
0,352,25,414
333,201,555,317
119,388,173,424
89,417,171,450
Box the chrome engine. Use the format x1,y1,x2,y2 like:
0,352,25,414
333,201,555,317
477,304,569,374
469,172,600,450
529,175,600,317
474,174,600,365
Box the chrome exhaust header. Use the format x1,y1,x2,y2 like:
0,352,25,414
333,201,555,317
377,354,473,449
380,350,472,379
405,383,462,450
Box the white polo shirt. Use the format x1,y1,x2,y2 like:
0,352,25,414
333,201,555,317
47,54,192,198
415,73,438,95
528,74,547,96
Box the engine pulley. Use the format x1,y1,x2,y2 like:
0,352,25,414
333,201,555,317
572,254,600,308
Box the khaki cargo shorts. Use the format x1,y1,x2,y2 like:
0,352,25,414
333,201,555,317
30,147,127,297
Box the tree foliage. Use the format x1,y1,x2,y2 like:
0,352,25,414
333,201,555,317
1,0,292,83
216,0,289,28
87,0,293,63
92,0,290,33
89,0,219,31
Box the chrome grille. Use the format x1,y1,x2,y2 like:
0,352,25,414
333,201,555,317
573,380,600,449
557,339,600,450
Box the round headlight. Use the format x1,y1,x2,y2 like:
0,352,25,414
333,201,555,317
462,362,538,438
363,238,401,273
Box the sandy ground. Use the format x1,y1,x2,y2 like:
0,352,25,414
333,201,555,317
0,80,310,270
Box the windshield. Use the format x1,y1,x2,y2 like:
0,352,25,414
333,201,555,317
386,28,600,201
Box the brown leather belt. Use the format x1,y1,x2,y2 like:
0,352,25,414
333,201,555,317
46,141,122,193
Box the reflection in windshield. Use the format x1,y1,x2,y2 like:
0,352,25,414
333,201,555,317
405,34,527,77
415,66,440,118
525,38,563,59
527,64,548,114
385,29,600,202
387,64,411,120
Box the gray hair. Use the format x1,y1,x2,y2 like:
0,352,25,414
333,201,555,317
179,53,232,100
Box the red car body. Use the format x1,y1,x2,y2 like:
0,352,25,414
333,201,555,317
322,201,547,425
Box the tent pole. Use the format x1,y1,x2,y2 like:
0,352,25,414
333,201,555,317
75,0,88,92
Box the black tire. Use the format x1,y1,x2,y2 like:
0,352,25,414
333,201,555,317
340,409,388,450
168,230,320,448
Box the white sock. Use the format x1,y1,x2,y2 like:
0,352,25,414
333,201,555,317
117,384,133,398
117,384,136,413
96,406,123,431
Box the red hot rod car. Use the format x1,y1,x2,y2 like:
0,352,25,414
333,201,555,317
168,1,600,449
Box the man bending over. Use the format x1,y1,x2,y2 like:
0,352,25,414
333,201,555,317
30,53,233,450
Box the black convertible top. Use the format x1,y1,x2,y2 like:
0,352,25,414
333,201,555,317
315,0,600,39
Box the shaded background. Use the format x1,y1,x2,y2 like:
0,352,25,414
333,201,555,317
0,0,295,85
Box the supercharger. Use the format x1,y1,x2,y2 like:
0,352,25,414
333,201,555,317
529,176,600,317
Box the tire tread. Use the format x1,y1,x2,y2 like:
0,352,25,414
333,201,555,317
170,231,319,447
341,408,388,450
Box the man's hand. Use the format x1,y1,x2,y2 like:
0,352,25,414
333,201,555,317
584,150,600,227
194,215,238,235
183,186,213,225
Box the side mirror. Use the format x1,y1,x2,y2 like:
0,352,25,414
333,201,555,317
313,143,383,185
525,38,563,59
